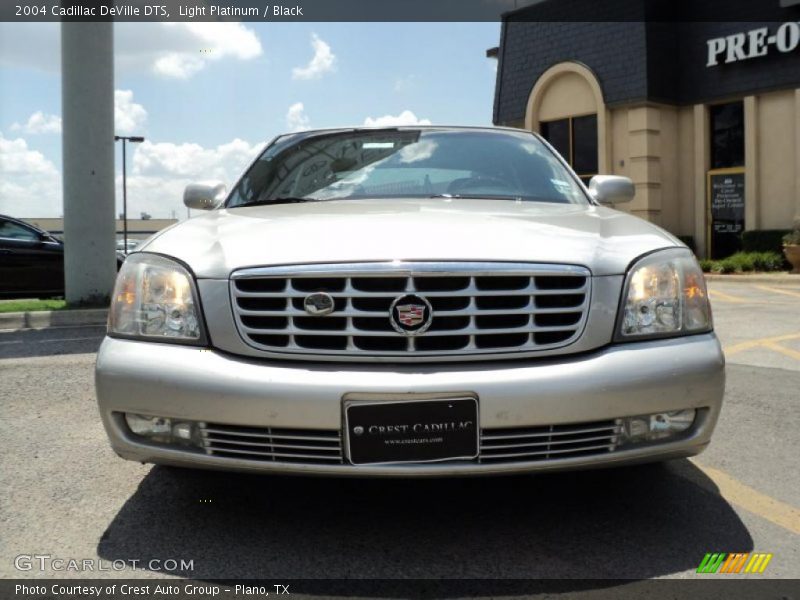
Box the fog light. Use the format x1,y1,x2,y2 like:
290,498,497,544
124,413,202,448
620,409,696,445
172,422,193,440
125,413,171,440
649,410,695,439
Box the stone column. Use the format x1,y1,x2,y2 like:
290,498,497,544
744,95,759,231
693,104,710,258
795,90,800,227
627,106,662,225
61,23,116,305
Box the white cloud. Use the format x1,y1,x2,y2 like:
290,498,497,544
285,103,311,132
0,129,267,219
124,138,265,217
0,132,61,216
0,23,262,79
148,23,262,79
132,138,262,179
11,112,62,135
152,53,205,79
8,90,147,139
292,33,336,80
0,134,58,176
363,110,432,127
114,90,148,135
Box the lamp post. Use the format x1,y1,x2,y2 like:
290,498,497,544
114,135,144,252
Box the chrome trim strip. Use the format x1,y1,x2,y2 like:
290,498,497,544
479,443,616,461
231,261,591,279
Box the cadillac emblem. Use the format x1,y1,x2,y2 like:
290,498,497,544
390,294,433,335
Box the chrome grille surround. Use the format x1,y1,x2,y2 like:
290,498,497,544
199,419,622,465
230,262,592,362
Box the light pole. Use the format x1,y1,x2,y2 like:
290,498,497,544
114,135,144,252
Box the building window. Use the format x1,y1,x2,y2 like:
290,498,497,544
710,101,744,169
540,114,598,184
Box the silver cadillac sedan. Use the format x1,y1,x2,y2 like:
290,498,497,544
95,126,724,476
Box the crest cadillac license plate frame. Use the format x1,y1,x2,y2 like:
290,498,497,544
344,397,479,465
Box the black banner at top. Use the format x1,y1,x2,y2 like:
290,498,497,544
4,0,800,22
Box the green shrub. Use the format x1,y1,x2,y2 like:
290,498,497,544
715,258,738,274
784,230,800,246
703,251,785,274
751,251,785,272
727,253,755,272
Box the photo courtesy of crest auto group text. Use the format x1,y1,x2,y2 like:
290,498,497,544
1,0,799,597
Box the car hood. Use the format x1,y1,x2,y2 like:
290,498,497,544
139,198,682,278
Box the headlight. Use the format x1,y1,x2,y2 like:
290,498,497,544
109,253,205,344
617,248,712,340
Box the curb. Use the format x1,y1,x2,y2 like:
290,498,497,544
0,308,108,331
704,273,799,284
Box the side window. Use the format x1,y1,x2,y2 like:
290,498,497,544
0,219,40,241
541,114,598,185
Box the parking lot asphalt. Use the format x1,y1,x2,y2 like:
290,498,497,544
0,279,798,583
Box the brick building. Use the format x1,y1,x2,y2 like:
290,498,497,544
492,0,800,258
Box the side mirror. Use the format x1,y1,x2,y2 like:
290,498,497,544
588,175,635,205
38,232,60,245
184,181,227,211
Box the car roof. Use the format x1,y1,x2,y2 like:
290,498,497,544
275,125,538,143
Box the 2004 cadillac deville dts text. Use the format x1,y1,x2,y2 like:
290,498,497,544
95,126,725,476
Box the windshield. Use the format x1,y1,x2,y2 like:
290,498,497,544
226,129,589,207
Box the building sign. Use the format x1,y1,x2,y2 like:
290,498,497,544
707,22,800,66
709,171,745,258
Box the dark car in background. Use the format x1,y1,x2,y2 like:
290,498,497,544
0,214,125,299
0,215,65,299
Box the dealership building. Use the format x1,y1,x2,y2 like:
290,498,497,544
491,0,800,257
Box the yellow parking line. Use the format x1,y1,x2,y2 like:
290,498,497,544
693,463,800,535
724,332,800,356
754,285,800,299
763,342,800,362
708,290,747,303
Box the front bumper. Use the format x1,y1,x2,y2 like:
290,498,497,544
95,333,725,476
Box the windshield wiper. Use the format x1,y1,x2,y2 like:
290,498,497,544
234,196,320,208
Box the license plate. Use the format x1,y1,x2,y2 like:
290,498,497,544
345,398,479,465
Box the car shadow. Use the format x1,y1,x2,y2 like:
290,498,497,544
96,457,753,587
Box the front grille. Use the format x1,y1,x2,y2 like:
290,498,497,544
479,420,621,463
230,262,591,361
199,419,621,466
200,423,343,464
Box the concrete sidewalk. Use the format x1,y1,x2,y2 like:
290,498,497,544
0,308,107,331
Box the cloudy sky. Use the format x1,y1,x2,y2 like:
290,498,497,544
0,22,500,218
